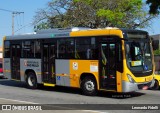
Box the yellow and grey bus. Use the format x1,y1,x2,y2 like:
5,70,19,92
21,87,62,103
3,27,155,95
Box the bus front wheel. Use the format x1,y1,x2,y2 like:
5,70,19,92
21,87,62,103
81,76,97,96
152,80,159,90
26,72,37,89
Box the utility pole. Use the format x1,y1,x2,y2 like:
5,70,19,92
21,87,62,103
12,12,24,35
0,8,24,35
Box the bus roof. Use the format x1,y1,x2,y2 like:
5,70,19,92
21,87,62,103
4,27,147,40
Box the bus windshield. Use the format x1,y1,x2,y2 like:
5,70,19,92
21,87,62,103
125,36,152,76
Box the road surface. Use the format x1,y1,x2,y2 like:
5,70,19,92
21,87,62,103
0,78,159,113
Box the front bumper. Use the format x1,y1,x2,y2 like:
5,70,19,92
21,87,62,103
122,79,155,92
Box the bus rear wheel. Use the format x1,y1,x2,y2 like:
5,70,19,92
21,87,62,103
81,76,97,96
26,72,37,89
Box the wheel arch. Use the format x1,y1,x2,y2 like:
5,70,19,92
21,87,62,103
155,79,160,86
156,78,160,86
25,69,37,82
79,73,99,90
153,79,160,90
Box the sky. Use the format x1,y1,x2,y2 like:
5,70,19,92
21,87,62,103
0,0,50,46
0,0,160,46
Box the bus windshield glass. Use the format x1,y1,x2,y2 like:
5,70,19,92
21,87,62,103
125,33,152,74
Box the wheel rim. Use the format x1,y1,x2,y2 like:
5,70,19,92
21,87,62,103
85,80,95,91
28,76,35,86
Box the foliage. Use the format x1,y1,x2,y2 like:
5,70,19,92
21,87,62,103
33,0,157,31
146,0,160,14
154,49,160,55
34,22,50,32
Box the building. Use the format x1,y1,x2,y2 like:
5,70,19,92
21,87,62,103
152,34,160,50
151,34,160,74
0,47,2,62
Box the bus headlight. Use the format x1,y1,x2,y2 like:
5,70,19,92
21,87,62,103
127,74,135,83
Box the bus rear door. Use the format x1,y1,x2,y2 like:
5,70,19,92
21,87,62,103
42,43,56,84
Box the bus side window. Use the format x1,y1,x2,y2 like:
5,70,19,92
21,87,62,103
87,48,91,59
4,41,10,58
75,38,97,60
59,44,65,58
65,39,75,59
35,41,41,58
22,41,31,58
76,38,90,59
57,39,65,59
87,48,94,59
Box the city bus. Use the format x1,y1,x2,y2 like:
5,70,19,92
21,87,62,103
3,27,155,95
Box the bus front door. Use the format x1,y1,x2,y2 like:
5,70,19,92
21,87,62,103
11,44,21,80
42,44,56,84
99,42,117,90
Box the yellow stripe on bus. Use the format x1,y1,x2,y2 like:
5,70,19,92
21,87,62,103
11,79,21,81
4,70,11,73
56,74,70,77
43,83,55,87
70,29,111,37
36,72,42,75
99,89,116,92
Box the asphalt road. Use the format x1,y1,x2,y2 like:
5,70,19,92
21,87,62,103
0,78,159,113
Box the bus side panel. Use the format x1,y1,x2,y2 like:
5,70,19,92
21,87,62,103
55,59,70,87
3,58,11,79
69,60,99,88
55,59,99,88
20,59,42,83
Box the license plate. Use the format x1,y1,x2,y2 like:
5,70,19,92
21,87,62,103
142,86,148,90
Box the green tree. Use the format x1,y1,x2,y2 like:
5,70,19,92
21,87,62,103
146,0,160,14
33,0,71,30
154,49,160,55
34,22,50,32
33,0,157,30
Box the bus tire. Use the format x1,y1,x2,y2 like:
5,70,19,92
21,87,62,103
153,80,159,90
26,72,37,89
81,76,97,96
